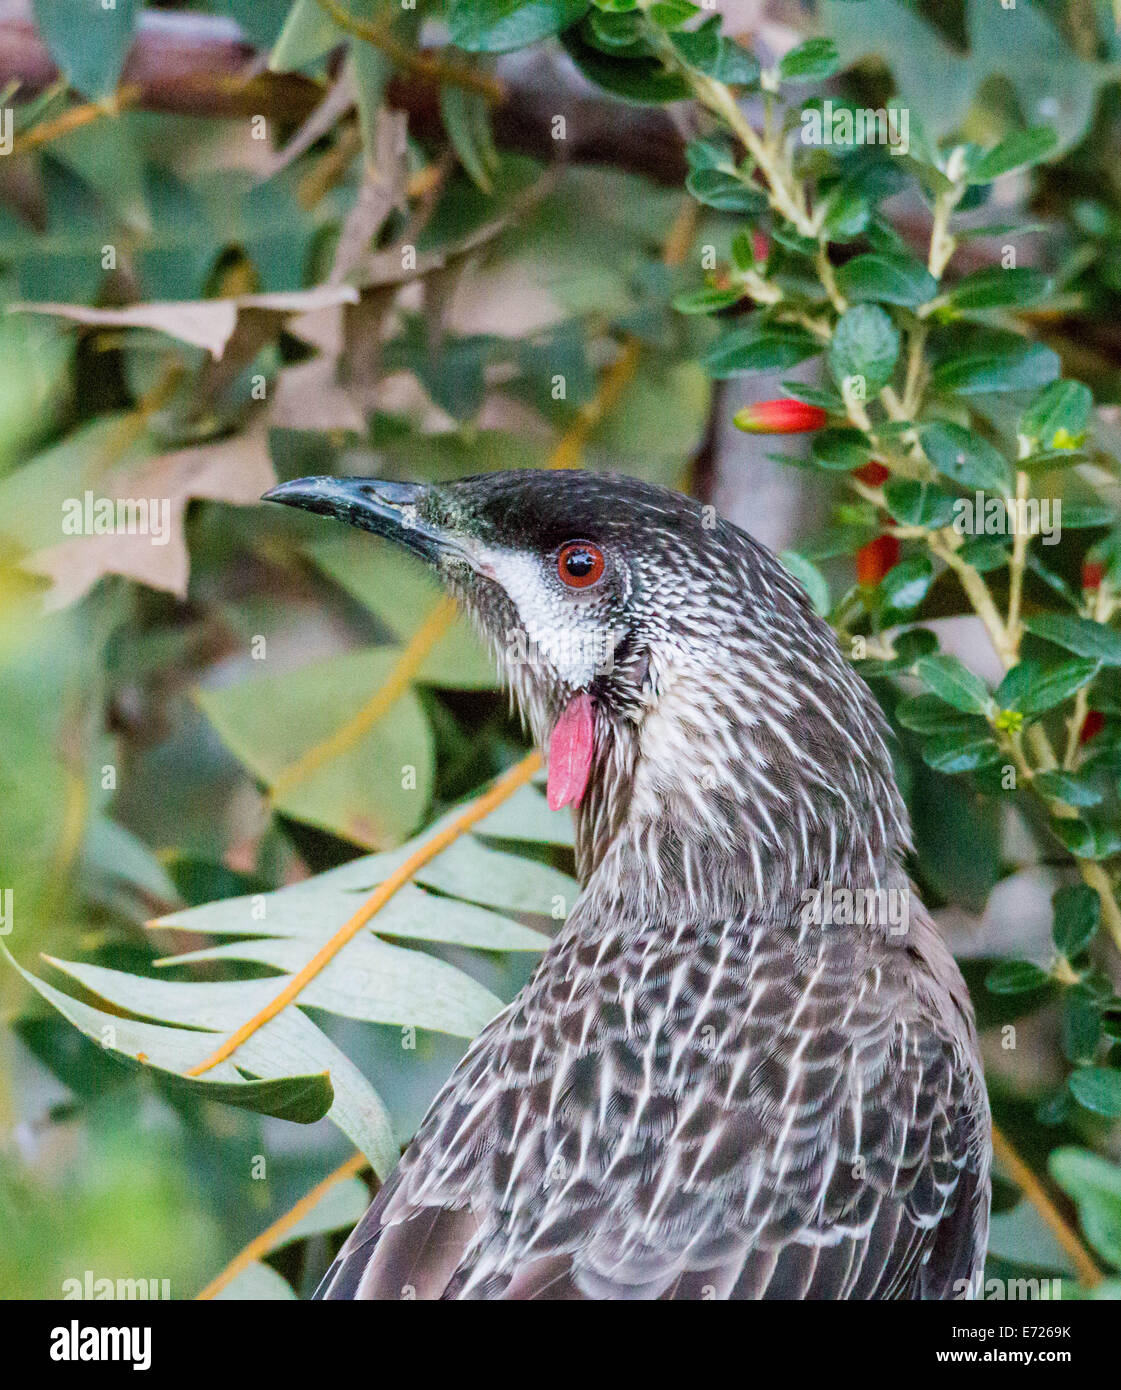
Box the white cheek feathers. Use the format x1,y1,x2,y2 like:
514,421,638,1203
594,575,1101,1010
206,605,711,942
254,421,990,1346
478,546,612,689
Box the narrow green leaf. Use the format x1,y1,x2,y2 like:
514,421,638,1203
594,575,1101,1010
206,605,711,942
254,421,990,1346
932,342,1060,396
1052,883,1100,957
835,253,937,308
967,126,1059,183
946,268,1052,311
1024,614,1121,666
1019,380,1093,450
778,37,839,82
986,960,1051,994
450,0,591,53
921,421,1014,495
996,658,1100,715
915,654,993,714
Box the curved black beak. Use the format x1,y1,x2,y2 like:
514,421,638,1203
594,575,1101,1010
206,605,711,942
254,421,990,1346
262,476,449,563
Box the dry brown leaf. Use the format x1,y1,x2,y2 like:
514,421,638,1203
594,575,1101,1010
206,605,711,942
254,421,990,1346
13,285,359,359
26,428,275,608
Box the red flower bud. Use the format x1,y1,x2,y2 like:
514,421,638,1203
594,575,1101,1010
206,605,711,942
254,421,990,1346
752,231,770,264
853,461,890,487
856,534,900,586
1082,560,1104,591
1080,710,1104,744
733,398,829,434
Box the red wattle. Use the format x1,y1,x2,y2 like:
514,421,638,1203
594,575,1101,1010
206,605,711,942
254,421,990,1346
547,693,595,811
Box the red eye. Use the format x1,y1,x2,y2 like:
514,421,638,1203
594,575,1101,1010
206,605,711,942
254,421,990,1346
557,541,605,589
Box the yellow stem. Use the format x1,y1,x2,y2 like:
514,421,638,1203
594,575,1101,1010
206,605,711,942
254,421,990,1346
269,596,458,803
195,1151,369,1299
186,752,542,1076
991,1123,1102,1289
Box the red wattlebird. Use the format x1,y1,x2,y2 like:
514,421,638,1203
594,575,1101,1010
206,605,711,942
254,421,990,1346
264,469,991,1300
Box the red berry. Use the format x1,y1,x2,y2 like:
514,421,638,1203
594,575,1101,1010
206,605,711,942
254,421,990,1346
733,399,829,435
853,461,890,487
856,534,900,586
752,232,770,264
1080,710,1105,744
1082,561,1104,591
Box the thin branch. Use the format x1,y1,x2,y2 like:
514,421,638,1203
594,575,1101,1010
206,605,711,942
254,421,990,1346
195,1151,369,1300
991,1123,1102,1288
314,0,506,103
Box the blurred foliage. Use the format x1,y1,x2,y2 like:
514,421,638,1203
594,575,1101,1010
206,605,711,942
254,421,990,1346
2,0,1121,1300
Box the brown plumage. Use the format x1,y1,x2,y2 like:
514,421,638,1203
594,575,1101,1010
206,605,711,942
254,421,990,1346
264,469,991,1300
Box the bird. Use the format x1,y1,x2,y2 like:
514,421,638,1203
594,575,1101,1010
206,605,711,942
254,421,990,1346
263,468,991,1300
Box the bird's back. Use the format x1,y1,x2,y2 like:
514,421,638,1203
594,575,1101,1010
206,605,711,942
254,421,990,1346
318,894,989,1300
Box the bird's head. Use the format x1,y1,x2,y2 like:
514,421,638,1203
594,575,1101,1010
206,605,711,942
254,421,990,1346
264,470,909,914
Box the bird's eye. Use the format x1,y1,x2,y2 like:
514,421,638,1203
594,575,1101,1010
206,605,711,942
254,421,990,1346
557,541,605,589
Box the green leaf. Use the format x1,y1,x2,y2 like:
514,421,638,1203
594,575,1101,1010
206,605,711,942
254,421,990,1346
879,555,934,612
996,658,1100,715
1050,819,1121,860
915,654,993,714
673,286,743,315
0,944,335,1121
932,342,1061,397
920,731,1001,773
440,85,501,193
685,167,767,213
921,421,1014,495
730,230,758,271
1034,770,1103,808
1062,989,1102,1065
966,126,1059,183
779,551,830,616
1052,883,1100,957
670,18,760,85
700,324,819,377
1019,380,1093,450
268,0,345,72
1061,504,1113,529
779,381,845,412
985,959,1051,994
1050,1148,1121,1268
828,304,899,396
820,187,871,242
882,479,959,529
649,0,698,26
560,26,691,102
958,538,1010,572
31,0,141,98
778,37,840,83
1023,614,1121,667
945,268,1052,311
895,694,987,735
810,427,870,470
835,254,937,308
197,646,437,848
1069,1067,1121,1118
449,0,591,53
